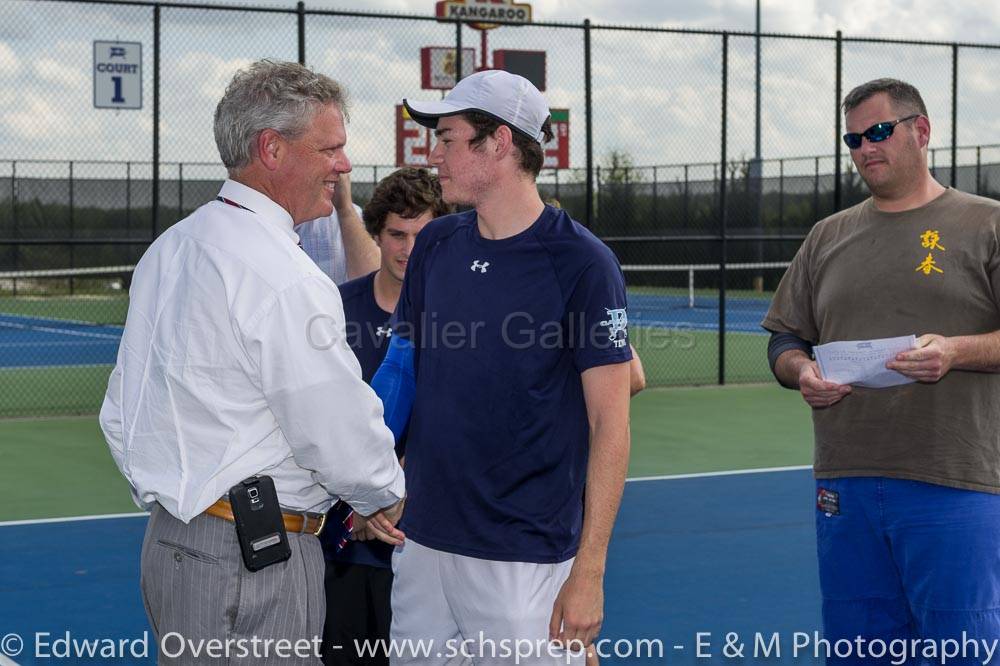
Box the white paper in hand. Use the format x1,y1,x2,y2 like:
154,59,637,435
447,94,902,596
813,335,917,389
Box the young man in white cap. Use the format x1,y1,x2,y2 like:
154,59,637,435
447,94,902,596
376,70,632,664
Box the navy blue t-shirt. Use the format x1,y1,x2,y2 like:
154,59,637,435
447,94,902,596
320,270,397,568
394,205,632,563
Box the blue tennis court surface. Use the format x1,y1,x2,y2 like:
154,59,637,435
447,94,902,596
0,314,123,368
0,468,819,665
629,292,771,335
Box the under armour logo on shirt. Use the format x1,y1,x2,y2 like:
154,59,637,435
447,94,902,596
470,260,490,273
376,326,392,338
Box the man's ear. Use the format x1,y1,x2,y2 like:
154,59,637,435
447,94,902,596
913,115,931,150
493,124,514,160
256,128,284,171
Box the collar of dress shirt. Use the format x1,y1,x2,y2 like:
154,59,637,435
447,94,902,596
218,179,299,244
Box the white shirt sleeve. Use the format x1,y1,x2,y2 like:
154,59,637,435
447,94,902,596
99,364,149,509
99,364,125,466
243,275,405,517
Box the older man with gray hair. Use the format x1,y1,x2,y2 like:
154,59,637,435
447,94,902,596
100,60,405,663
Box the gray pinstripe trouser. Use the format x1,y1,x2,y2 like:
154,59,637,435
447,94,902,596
140,503,325,665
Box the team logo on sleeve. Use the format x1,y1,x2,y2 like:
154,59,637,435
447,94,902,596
470,260,490,273
600,308,628,348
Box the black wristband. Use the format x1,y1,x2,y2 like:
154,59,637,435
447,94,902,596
767,331,812,387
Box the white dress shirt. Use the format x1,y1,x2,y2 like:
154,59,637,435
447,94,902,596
297,205,362,285
100,179,405,523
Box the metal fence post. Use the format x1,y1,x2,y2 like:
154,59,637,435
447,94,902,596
813,156,820,221
126,161,131,237
178,162,184,220
595,164,601,228
834,30,842,212
683,164,689,229
977,145,982,195
455,18,463,81
584,18,593,229
951,43,958,188
152,3,161,240
718,32,728,386
69,160,75,292
778,158,784,230
11,160,17,274
297,1,306,65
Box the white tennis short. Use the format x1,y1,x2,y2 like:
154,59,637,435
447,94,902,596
390,538,586,665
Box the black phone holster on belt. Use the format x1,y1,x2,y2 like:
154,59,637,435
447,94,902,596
228,476,291,572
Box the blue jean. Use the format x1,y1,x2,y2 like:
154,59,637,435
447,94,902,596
816,477,1000,665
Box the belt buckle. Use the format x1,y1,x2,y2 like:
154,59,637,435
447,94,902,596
313,511,327,537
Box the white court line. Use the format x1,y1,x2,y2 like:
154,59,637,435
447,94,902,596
0,340,114,348
0,466,813,528
0,655,21,666
0,320,122,341
627,464,812,483
0,511,147,528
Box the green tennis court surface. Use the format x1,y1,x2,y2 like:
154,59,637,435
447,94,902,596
0,384,812,523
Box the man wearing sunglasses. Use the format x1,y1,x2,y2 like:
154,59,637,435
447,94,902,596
763,78,1000,657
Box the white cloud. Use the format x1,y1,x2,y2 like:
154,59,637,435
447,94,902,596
0,41,19,77
4,92,80,139
34,56,86,89
176,52,253,101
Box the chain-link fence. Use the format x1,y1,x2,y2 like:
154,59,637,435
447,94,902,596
3,0,1000,416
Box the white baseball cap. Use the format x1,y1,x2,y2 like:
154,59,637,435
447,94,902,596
403,69,550,144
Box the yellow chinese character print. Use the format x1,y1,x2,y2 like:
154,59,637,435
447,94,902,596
920,230,946,251
915,253,943,275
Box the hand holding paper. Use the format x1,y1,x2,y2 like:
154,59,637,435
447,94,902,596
885,334,957,383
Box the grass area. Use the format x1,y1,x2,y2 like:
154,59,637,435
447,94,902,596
631,327,771,386
0,384,813,523
0,294,128,325
628,384,812,478
0,365,114,418
0,416,138,521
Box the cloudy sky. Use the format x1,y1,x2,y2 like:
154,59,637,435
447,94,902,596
2,0,999,181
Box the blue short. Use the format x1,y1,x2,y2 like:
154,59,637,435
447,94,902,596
816,477,1000,665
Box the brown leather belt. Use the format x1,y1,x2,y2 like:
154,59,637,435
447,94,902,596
205,499,327,536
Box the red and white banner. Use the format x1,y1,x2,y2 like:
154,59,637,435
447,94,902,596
396,105,435,167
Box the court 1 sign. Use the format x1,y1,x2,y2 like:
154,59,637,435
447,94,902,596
543,108,569,169
396,105,434,167
435,0,532,31
93,41,142,110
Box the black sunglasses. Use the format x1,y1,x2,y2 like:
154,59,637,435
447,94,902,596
842,115,920,150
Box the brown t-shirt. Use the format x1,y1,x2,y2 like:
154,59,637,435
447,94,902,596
763,188,1000,493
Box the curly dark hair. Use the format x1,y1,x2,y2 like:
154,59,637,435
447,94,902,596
362,168,452,236
463,112,554,178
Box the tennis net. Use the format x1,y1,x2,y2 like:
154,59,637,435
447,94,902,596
0,265,134,327
623,261,791,311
